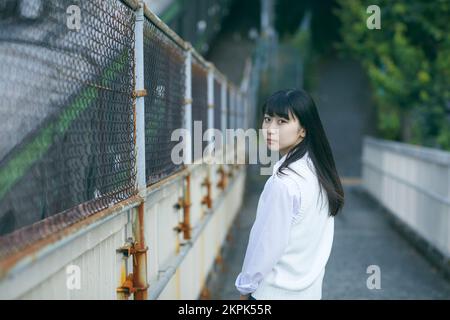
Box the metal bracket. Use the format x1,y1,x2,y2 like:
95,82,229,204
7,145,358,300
173,197,191,211
201,176,212,208
173,222,190,233
116,274,150,296
133,89,148,98
116,239,149,299
116,238,148,258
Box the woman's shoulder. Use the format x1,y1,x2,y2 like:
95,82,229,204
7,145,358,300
267,174,301,209
271,168,305,202
277,155,315,182
271,171,299,190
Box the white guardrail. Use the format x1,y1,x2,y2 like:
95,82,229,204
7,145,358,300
362,136,450,262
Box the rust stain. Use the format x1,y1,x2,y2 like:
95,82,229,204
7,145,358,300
216,165,228,190
201,173,212,209
0,195,143,279
184,174,192,240
146,165,188,191
133,202,148,300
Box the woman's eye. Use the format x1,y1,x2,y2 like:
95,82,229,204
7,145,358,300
278,120,287,124
264,117,271,122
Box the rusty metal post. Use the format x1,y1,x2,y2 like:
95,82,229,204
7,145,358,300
200,64,214,209
133,203,149,300
216,165,228,190
132,1,148,300
173,173,192,240
173,44,193,241
201,174,212,209
116,231,148,299
183,174,192,240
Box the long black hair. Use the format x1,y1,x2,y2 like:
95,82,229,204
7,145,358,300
262,89,344,216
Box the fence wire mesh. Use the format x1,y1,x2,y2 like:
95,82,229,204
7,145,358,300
191,58,208,161
237,93,243,129
0,0,136,258
143,18,186,184
0,0,252,261
214,78,222,132
227,86,234,130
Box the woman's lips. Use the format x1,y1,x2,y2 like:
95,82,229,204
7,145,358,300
267,139,276,144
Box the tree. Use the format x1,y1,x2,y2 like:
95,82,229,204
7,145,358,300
335,0,450,149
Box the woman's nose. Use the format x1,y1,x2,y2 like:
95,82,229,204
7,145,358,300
267,126,279,136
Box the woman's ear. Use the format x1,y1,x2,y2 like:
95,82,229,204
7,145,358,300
299,127,306,138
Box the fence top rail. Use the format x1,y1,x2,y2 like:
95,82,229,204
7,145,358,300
142,2,188,50
191,46,210,69
192,54,209,74
140,1,228,83
121,0,140,10
213,69,227,84
364,136,450,167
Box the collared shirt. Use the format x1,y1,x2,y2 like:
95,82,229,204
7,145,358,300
235,153,302,295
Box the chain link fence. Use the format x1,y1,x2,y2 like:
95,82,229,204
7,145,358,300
214,78,222,132
143,16,186,184
0,0,137,258
191,56,208,161
0,0,253,261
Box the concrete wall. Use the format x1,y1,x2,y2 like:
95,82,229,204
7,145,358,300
362,136,450,260
0,147,246,299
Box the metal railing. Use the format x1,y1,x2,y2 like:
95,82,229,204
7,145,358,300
362,136,450,261
0,0,254,264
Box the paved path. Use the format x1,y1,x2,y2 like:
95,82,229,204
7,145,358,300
207,165,450,299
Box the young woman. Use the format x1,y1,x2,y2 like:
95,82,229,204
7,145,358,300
235,89,344,300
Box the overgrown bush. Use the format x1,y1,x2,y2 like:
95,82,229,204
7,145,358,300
335,0,450,149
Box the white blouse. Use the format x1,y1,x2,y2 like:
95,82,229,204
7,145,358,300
235,154,301,295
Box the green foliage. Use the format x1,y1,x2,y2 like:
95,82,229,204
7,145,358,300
335,0,450,150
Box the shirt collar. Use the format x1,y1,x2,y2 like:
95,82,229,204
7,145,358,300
273,153,287,173
272,151,309,174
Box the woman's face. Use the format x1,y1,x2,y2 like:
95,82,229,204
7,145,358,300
262,110,306,155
